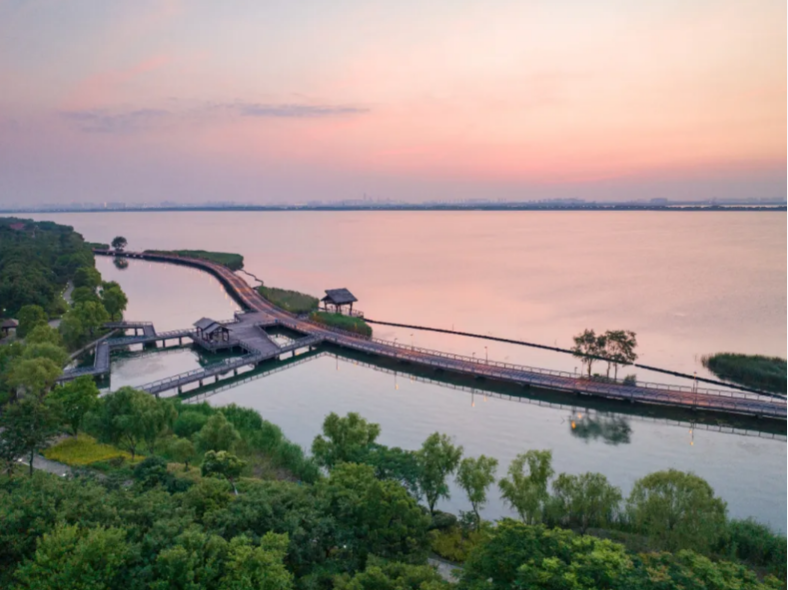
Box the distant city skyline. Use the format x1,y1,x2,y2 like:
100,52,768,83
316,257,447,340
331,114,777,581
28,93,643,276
1,1,785,205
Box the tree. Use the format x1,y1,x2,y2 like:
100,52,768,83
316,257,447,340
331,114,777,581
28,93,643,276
219,533,293,590
169,436,196,471
8,357,62,397
111,236,128,251
416,432,463,515
73,301,109,337
0,397,59,476
17,304,47,339
604,330,638,379
317,462,431,568
71,286,101,306
627,469,727,553
366,444,423,500
311,411,381,470
549,472,622,533
202,450,246,494
456,455,498,529
499,450,554,524
59,313,84,350
73,266,102,289
572,329,607,378
25,324,63,347
46,376,100,436
151,530,229,590
196,413,240,454
100,285,128,321
13,524,129,590
92,387,166,460
335,559,451,590
459,520,634,590
22,342,70,368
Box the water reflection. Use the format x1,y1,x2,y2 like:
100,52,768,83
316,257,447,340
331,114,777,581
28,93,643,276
569,411,632,445
113,257,129,270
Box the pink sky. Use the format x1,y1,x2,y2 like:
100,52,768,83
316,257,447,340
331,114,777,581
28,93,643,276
0,0,784,204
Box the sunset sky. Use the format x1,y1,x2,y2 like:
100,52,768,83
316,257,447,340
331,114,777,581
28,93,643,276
0,0,785,205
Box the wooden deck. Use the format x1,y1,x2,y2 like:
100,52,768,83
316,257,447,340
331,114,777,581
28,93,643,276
93,250,787,420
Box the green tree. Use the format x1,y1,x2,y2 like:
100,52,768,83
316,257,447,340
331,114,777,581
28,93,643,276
311,411,381,470
627,469,727,553
73,266,102,290
173,409,209,438
416,432,463,515
499,450,554,524
152,530,229,590
59,312,85,350
202,450,246,494
169,436,196,471
22,342,70,368
8,357,62,397
335,559,451,590
549,472,622,533
456,455,498,529
604,330,638,379
46,376,100,436
100,285,128,321
366,444,423,500
219,533,293,590
17,304,47,339
25,324,64,347
14,524,129,590
73,301,109,337
317,462,431,568
572,329,606,378
196,413,241,454
0,397,59,476
71,286,101,306
111,236,128,251
92,387,165,460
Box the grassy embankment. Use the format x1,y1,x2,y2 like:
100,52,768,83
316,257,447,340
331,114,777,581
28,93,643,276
258,285,319,314
145,249,245,271
702,353,786,394
310,310,372,337
257,284,373,335
44,433,142,466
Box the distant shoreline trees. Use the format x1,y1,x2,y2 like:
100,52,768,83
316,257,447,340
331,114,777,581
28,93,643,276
572,328,638,379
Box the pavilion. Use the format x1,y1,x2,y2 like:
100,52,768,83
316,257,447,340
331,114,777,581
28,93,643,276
193,317,230,343
321,288,358,315
1,319,18,337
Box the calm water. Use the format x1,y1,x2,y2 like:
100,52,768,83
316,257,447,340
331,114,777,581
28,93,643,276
32,211,787,530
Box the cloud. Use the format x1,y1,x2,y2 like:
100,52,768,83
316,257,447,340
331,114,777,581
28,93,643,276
61,108,169,133
233,103,369,118
60,100,370,133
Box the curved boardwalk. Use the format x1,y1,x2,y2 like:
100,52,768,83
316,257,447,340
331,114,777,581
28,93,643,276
95,250,787,420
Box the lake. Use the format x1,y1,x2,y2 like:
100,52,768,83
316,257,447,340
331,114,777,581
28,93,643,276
31,211,787,530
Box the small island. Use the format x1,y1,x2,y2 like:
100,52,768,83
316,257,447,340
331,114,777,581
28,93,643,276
702,353,787,394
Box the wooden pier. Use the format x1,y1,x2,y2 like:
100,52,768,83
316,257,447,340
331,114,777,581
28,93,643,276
92,250,787,421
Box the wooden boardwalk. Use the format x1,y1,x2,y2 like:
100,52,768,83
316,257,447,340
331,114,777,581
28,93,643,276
93,250,787,420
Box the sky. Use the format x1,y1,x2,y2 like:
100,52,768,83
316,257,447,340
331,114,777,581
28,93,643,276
0,0,785,205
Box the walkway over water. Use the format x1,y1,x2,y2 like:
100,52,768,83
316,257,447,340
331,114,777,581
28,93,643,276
93,250,787,421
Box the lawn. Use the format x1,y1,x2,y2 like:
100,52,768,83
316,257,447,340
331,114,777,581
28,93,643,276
146,249,245,270
44,433,141,466
258,285,319,314
310,311,372,337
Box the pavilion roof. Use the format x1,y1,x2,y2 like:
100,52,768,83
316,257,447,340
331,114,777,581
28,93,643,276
194,317,219,331
322,288,357,305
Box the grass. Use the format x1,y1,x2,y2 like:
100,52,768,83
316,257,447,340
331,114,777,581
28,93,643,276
310,311,373,337
146,249,245,271
258,285,319,314
44,433,142,466
702,353,786,394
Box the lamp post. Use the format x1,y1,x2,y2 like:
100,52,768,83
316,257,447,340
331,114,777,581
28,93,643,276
484,345,488,363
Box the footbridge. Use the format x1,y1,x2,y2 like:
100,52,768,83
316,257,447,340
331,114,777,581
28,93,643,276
93,249,787,421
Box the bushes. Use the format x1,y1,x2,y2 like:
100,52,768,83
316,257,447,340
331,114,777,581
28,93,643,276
702,353,787,393
146,249,245,270
718,518,787,578
258,285,319,314
310,311,372,336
